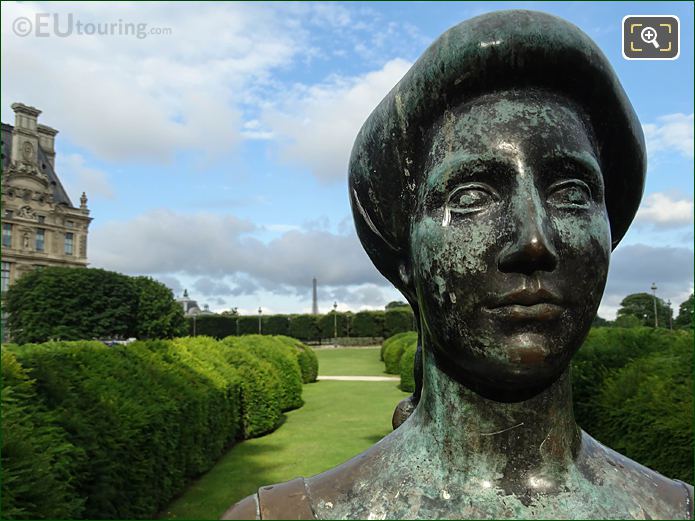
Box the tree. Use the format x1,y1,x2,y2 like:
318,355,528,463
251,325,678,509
674,293,693,329
385,300,410,310
5,267,137,343
131,276,187,339
616,292,672,328
613,314,641,328
591,314,610,327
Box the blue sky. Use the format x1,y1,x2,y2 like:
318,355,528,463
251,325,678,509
2,1,693,318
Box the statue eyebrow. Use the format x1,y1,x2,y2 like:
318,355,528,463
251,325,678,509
425,154,516,193
540,150,603,189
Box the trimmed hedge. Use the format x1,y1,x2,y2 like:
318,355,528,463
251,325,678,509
186,310,416,342
263,315,290,336
2,336,317,519
399,343,418,393
593,339,693,483
225,335,303,411
276,335,319,383
381,331,415,362
351,310,385,338
384,308,415,338
188,315,237,338
383,332,417,374
288,314,320,342
1,350,85,519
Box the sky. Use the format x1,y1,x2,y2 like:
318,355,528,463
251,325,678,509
1,1,693,318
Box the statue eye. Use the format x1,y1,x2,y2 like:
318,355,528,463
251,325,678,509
547,180,592,209
446,183,499,214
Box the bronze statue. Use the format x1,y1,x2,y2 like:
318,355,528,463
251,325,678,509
223,10,693,519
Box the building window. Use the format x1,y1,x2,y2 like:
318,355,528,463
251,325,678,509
4,210,13,218
64,232,74,256
36,228,45,252
1,262,10,293
2,223,11,248
38,215,45,224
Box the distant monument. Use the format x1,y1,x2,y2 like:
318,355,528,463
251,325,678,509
223,10,693,519
312,277,319,315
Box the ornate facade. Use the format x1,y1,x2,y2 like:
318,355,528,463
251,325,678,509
1,103,92,293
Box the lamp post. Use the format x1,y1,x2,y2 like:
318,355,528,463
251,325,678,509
192,314,197,337
667,299,673,330
650,283,658,328
258,307,262,334
233,307,239,336
333,301,338,340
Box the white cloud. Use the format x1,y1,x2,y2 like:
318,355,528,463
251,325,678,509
634,192,694,229
262,58,412,182
598,243,694,319
643,113,694,159
57,153,115,201
89,209,386,292
1,2,306,162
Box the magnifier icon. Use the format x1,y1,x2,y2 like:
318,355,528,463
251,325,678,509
640,26,660,48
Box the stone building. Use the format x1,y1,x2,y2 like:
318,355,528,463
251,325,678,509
1,103,92,293
177,289,215,316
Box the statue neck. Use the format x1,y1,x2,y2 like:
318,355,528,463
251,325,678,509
410,348,581,488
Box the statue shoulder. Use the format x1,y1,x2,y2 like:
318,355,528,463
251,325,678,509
581,432,694,519
221,477,315,520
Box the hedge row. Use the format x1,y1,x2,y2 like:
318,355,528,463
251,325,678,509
1,335,317,519
382,332,417,374
189,308,415,341
386,327,693,483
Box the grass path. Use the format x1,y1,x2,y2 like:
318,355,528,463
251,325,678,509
162,348,407,519
313,347,390,376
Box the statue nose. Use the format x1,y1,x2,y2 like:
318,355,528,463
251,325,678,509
498,205,558,276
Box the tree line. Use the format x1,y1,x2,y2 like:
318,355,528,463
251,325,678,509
2,266,691,345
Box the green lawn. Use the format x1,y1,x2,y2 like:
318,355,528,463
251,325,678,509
161,348,406,520
314,347,388,376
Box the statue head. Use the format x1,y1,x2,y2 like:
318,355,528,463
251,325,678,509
349,10,645,401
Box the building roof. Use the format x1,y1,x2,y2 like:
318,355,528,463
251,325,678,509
1,122,73,207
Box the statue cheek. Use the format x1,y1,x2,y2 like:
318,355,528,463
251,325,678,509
551,211,611,257
412,216,498,305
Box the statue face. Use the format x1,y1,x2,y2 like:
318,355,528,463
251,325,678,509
411,90,611,400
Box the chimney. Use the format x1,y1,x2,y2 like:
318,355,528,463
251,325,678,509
10,102,41,166
37,124,58,168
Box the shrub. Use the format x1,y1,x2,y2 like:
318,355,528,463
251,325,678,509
228,335,303,411
5,267,138,343
399,343,418,393
351,311,385,338
220,338,283,437
381,332,415,362
187,315,237,338
131,276,187,339
1,349,85,519
594,339,693,483
383,332,417,374
263,315,290,336
317,312,349,339
571,327,689,433
288,314,320,342
268,335,319,383
237,315,261,335
5,339,243,519
384,308,415,338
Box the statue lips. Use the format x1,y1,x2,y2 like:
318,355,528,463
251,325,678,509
485,287,565,321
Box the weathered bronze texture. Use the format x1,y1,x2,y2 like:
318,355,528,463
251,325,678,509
223,10,693,520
